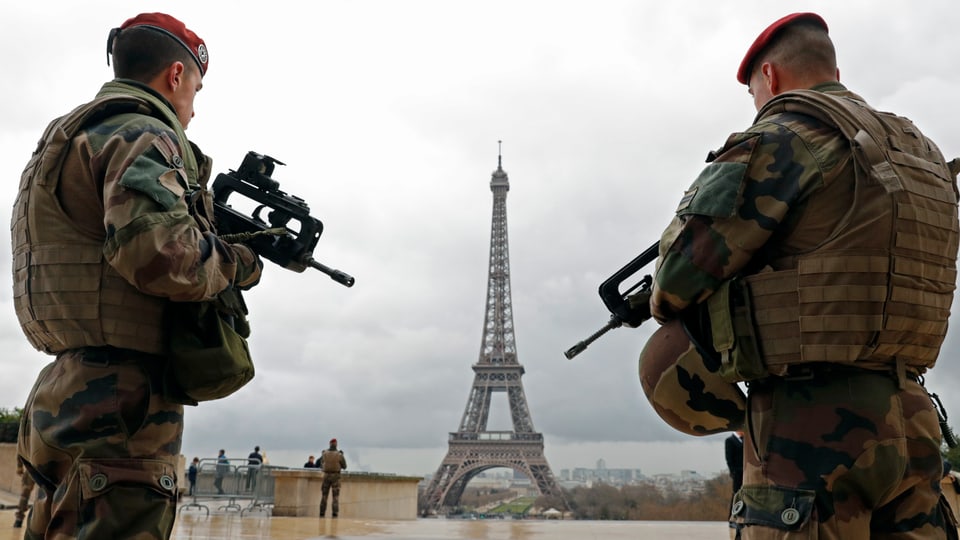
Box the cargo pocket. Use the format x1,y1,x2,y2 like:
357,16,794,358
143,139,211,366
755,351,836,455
732,485,817,538
709,278,767,382
77,458,178,537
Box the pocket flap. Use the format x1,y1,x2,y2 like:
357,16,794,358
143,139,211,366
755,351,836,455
78,458,178,500
708,280,735,352
735,485,816,531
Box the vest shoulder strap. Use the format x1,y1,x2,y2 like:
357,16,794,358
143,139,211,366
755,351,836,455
62,94,150,137
757,90,955,195
758,90,903,192
31,95,153,188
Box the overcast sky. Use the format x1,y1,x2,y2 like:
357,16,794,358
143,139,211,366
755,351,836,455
2,0,960,479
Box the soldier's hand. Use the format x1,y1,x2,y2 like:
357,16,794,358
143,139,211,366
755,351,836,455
232,244,264,290
622,289,653,328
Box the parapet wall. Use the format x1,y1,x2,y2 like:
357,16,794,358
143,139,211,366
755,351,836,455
1,443,421,520
271,469,422,520
0,443,18,495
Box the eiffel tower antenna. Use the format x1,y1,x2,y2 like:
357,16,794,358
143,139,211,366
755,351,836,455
421,143,566,514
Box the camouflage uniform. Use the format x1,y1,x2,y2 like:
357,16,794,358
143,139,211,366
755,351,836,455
650,82,958,539
12,79,261,539
14,459,36,527
941,472,960,537
319,446,347,517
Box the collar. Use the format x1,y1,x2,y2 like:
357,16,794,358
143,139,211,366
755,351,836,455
809,81,847,93
110,78,179,115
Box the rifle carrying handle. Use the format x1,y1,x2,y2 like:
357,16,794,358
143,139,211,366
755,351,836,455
564,240,660,359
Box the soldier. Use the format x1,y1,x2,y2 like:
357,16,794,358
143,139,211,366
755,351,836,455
319,438,348,518
13,459,35,529
12,13,262,539
635,12,958,539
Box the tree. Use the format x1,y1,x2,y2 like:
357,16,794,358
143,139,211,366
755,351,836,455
553,478,732,521
0,407,23,443
0,407,23,423
942,423,960,473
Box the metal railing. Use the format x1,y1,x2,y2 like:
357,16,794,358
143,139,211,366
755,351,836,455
179,458,279,516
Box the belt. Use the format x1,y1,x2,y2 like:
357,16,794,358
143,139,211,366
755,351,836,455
71,346,163,366
750,362,921,388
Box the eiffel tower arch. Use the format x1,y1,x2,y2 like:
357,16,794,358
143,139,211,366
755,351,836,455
422,147,565,514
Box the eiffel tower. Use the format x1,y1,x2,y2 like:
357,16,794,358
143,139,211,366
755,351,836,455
422,145,565,514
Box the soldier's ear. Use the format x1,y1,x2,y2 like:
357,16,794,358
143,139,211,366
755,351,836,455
148,61,186,97
761,62,778,95
168,61,186,91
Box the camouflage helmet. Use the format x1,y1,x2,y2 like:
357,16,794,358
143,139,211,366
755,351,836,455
638,319,746,436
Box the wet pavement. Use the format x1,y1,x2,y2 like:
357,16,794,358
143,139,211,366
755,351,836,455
0,493,728,540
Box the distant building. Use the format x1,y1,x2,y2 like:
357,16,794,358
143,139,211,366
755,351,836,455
560,461,645,487
424,461,718,495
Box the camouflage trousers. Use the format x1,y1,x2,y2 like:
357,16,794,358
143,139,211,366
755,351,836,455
733,368,949,539
16,471,36,522
320,473,342,517
18,349,184,540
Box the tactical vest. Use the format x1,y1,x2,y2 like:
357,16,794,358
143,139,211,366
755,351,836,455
11,83,202,355
743,90,959,372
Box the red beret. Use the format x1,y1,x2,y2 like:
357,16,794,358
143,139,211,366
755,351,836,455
118,13,209,75
330,438,337,445
737,12,827,85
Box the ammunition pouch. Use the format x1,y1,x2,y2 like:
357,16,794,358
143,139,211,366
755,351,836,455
163,291,254,405
706,278,767,383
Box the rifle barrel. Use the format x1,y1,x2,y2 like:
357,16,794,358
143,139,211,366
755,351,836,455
564,316,622,360
308,258,356,287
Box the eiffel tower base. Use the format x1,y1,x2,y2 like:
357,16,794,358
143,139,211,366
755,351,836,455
422,436,565,514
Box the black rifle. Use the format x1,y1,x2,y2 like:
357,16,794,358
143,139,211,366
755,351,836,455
564,241,659,359
211,151,355,287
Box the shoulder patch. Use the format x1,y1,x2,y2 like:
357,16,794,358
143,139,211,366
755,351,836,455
118,152,183,210
677,186,698,212
679,132,760,219
151,131,190,189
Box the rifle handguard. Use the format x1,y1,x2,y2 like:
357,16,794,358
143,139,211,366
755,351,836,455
219,228,288,244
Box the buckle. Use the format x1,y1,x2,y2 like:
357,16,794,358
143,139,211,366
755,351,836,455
782,366,816,381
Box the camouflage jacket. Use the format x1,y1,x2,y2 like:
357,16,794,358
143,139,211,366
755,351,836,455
650,82,958,370
651,82,855,321
12,79,262,354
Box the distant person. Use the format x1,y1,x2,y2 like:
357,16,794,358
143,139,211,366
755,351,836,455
319,438,347,518
246,445,263,490
214,449,229,495
13,458,35,529
188,457,200,497
304,455,318,468
724,430,744,539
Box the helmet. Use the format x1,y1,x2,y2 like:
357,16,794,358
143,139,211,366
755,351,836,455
638,319,745,436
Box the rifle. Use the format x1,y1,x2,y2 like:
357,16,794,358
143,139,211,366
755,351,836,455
564,241,659,359
211,151,355,287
